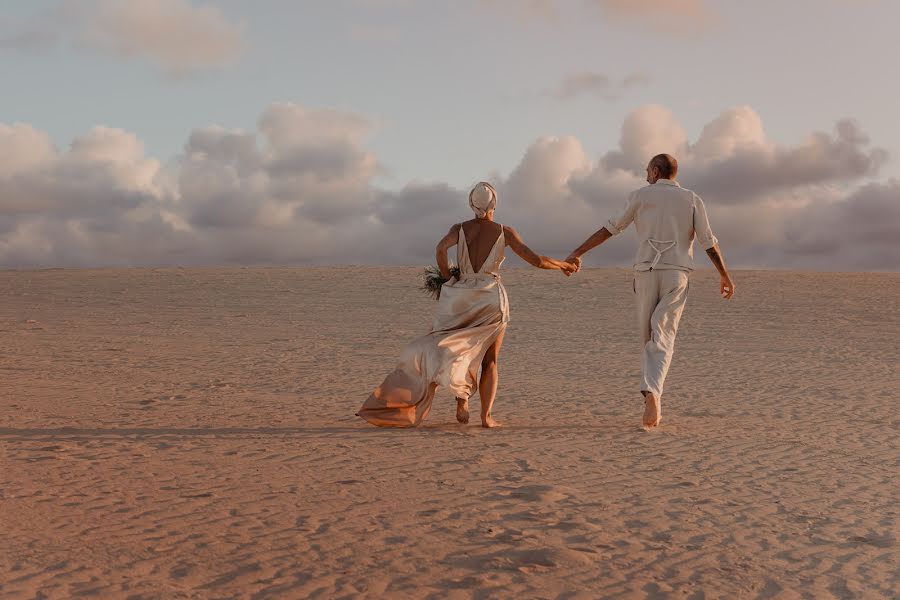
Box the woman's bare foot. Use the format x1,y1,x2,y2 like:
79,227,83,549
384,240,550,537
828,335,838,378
642,392,661,428
481,414,501,428
456,398,470,424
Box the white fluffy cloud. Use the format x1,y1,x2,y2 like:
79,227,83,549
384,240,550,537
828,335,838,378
2,0,244,75
0,104,896,270
0,124,56,178
602,104,689,172
603,105,887,202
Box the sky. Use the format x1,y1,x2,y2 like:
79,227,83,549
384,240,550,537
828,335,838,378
0,0,897,270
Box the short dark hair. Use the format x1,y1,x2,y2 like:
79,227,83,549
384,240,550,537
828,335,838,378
650,154,678,179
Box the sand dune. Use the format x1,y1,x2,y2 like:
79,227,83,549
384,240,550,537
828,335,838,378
1,267,897,599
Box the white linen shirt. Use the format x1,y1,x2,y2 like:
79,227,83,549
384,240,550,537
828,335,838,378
605,179,718,272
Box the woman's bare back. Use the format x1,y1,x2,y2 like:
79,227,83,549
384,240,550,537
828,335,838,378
460,219,503,273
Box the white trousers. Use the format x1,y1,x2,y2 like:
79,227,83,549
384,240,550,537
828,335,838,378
634,269,689,398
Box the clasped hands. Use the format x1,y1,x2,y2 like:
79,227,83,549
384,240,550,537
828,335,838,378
560,255,582,276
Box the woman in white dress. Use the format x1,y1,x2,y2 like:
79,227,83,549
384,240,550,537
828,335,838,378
357,182,577,428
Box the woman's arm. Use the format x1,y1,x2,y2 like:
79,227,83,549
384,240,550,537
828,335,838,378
504,226,576,273
435,224,461,279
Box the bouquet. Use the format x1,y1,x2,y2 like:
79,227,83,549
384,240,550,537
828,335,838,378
422,265,460,300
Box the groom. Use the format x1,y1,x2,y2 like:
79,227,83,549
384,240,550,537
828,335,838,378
565,154,734,427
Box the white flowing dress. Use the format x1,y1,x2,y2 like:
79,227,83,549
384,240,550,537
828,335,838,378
357,226,510,427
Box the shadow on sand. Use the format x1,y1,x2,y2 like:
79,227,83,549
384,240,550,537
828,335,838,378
0,426,373,441
0,420,644,441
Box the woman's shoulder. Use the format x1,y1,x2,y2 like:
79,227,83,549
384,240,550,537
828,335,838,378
460,219,503,231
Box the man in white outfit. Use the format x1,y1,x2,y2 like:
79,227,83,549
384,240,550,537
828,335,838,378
566,154,735,428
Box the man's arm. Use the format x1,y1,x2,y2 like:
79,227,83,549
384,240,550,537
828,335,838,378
566,193,637,266
565,227,613,264
705,244,735,300
693,194,734,299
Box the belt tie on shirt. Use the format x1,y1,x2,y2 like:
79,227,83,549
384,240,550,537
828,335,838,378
647,239,676,270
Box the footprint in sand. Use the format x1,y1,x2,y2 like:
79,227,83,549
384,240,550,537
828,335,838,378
497,484,571,503
515,458,534,473
847,534,895,548
170,563,194,578
469,547,596,572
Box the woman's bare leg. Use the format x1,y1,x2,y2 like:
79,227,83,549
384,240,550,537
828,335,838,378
456,398,469,424
479,330,506,428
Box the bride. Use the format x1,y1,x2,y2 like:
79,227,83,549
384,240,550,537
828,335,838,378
357,182,577,428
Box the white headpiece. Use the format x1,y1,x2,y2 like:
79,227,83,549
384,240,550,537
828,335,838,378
468,182,497,218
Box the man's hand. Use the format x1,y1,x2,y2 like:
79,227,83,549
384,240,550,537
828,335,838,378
720,274,735,300
705,245,734,300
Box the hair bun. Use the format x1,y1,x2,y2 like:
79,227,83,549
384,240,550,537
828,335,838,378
469,182,497,217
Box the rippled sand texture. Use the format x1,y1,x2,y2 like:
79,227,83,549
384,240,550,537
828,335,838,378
1,267,897,599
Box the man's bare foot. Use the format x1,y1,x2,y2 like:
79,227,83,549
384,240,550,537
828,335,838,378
456,398,470,424
481,414,501,428
642,392,661,428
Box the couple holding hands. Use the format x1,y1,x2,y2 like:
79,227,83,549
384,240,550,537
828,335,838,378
357,153,735,429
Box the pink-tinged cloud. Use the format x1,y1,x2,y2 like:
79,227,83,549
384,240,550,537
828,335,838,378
2,0,245,75
588,0,719,31
78,0,244,74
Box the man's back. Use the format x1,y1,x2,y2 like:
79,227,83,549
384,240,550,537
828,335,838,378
607,179,718,272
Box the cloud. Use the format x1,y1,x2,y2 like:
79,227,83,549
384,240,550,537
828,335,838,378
477,0,560,21
602,104,689,172
552,72,650,101
0,124,57,178
347,24,403,43
350,0,418,7
601,106,886,200
622,74,652,89
333,0,718,35
591,105,891,268
0,123,185,267
1,0,244,75
471,0,717,32
0,25,59,51
0,104,380,267
175,103,381,265
78,0,244,75
781,180,900,270
0,104,896,271
0,8,65,51
486,105,892,269
587,0,719,31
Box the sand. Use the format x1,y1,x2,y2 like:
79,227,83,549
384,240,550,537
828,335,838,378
1,267,897,599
